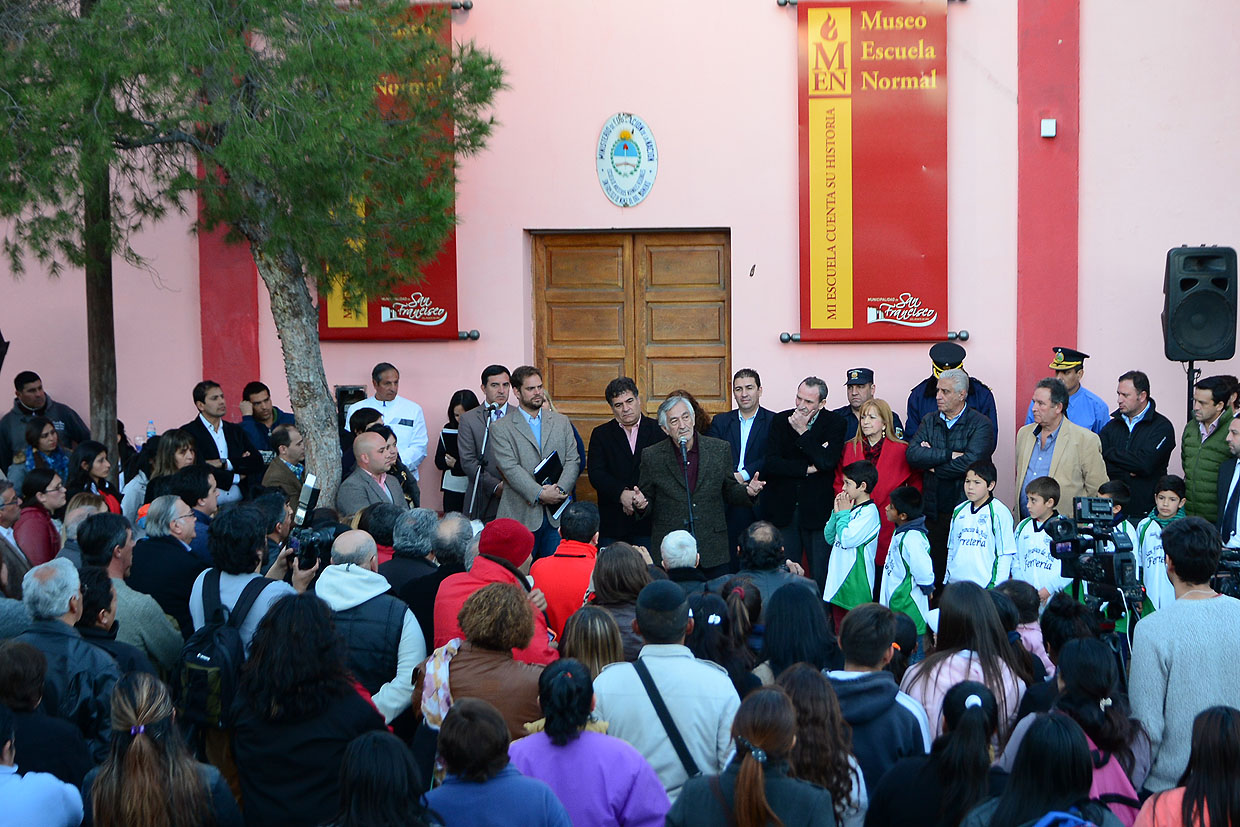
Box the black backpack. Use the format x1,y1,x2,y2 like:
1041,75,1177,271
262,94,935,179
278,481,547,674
173,570,273,729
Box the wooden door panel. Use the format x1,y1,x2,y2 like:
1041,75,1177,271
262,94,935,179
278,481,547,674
534,230,730,502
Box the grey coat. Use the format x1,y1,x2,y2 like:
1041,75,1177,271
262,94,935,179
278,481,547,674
335,467,409,520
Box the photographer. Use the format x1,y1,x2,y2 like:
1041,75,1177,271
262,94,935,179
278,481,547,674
1129,517,1240,794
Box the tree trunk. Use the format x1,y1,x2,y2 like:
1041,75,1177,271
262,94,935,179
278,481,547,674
253,252,342,509
83,152,118,479
79,0,118,480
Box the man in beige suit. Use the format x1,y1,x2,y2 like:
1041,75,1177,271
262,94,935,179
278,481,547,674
1015,377,1108,519
491,366,580,560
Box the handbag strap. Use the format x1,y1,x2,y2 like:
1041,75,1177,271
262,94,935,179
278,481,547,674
632,658,701,779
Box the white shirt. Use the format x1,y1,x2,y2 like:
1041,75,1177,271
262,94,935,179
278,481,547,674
0,765,82,827
946,497,1016,588
1013,516,1071,594
346,395,428,477
1137,517,1177,611
0,524,17,551
736,410,758,480
198,413,237,490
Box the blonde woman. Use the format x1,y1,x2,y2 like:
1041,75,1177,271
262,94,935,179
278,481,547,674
833,398,920,570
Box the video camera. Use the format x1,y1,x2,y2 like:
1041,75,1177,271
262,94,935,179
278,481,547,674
1045,496,1144,615
286,473,331,571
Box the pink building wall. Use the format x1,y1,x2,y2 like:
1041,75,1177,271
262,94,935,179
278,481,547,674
2,0,1238,510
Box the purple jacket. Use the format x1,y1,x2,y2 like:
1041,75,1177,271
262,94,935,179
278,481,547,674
508,730,670,827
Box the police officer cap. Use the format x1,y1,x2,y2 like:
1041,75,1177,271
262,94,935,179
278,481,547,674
1049,347,1089,371
929,342,966,371
845,368,875,386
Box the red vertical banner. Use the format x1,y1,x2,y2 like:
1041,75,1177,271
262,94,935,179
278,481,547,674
798,1,949,342
317,6,459,342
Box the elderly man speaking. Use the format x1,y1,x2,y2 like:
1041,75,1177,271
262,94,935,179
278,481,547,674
632,395,764,578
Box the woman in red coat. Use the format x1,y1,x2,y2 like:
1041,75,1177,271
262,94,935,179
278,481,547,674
833,398,921,571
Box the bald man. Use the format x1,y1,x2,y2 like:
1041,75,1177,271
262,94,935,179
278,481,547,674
336,431,410,519
314,529,425,722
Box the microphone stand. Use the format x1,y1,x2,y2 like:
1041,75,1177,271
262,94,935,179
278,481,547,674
467,403,498,518
679,437,696,542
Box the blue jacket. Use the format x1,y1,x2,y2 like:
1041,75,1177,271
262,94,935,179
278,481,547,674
240,408,295,453
425,766,571,827
827,669,930,795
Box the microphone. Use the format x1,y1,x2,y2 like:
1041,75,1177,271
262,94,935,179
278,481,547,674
678,436,689,464
485,401,499,412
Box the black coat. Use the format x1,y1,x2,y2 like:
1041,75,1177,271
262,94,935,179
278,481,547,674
587,416,667,541
1098,399,1176,517
12,708,92,786
181,416,265,497
761,408,848,530
78,623,158,676
667,761,836,827
1219,456,1239,541
15,620,120,763
905,408,996,520
397,561,466,650
378,554,438,598
127,534,209,639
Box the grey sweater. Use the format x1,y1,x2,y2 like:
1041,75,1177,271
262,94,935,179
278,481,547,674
1129,593,1240,792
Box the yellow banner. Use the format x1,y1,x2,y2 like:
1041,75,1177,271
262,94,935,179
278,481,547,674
807,7,854,329
325,282,369,328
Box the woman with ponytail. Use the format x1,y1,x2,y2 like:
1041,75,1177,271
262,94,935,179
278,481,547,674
686,592,761,698
509,658,669,826
867,681,1007,827
1135,705,1240,827
721,575,764,655
82,672,240,827
997,638,1148,824
668,687,836,827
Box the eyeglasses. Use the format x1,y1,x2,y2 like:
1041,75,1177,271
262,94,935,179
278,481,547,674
0,496,19,507
43,484,65,494
173,513,196,524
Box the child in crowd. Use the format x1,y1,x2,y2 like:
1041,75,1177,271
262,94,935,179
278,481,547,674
879,485,935,650
945,461,1015,589
1136,474,1186,613
1098,479,1139,553
995,579,1054,676
1012,476,1070,603
823,460,882,629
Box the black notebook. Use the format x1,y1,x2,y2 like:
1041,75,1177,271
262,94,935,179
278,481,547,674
533,451,563,486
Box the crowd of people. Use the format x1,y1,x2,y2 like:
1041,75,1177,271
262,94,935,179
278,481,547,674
2,345,1240,826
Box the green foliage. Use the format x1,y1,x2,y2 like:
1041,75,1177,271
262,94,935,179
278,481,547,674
0,0,503,301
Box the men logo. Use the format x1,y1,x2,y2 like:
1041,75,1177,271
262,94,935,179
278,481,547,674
597,113,659,207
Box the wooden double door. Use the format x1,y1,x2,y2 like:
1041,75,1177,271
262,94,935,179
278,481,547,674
533,230,732,501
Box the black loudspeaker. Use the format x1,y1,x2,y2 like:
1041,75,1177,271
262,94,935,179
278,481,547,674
1162,246,1237,361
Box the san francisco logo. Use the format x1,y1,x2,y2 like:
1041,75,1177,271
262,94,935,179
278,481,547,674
597,113,659,208
379,292,448,326
866,292,939,327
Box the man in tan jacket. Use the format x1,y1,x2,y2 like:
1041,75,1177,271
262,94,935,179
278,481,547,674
1015,377,1108,518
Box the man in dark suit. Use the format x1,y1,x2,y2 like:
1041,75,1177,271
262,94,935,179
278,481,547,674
260,424,306,503
126,494,208,638
181,380,263,504
631,395,764,577
588,377,666,547
337,431,409,519
761,376,847,593
1218,416,1240,548
707,368,775,567
458,364,519,522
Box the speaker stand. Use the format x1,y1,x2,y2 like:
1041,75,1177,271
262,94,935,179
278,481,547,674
1185,361,1202,422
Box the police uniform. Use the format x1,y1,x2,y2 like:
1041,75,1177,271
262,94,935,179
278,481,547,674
905,342,999,443
831,367,904,441
1023,347,1111,434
